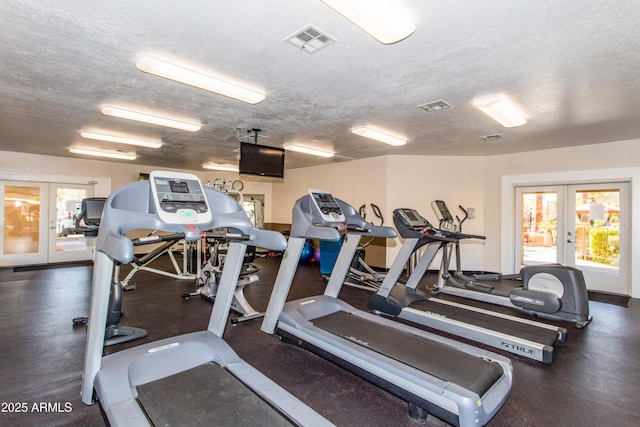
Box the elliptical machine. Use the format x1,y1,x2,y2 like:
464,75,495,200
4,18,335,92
72,197,148,345
182,237,263,324
432,200,591,328
343,203,387,291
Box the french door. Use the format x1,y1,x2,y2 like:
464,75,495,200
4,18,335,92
1,181,95,267
515,182,629,295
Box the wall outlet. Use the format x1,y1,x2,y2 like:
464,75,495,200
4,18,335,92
467,207,476,220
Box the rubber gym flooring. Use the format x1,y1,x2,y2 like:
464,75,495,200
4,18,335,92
0,255,638,426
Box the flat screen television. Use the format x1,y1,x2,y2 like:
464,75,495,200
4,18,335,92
239,142,285,179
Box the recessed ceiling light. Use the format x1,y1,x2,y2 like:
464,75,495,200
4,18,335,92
320,0,415,44
136,56,265,104
80,131,162,149
69,147,136,160
101,105,201,132
202,163,239,172
472,94,527,128
283,144,334,158
352,126,407,146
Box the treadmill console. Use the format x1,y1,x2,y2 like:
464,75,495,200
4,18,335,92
308,189,345,223
396,208,432,230
432,200,453,222
150,171,212,225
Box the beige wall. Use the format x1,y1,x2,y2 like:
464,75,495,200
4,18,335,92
272,156,389,223
272,156,390,266
272,155,486,270
385,155,485,270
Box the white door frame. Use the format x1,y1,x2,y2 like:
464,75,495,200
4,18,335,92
0,172,110,267
514,182,629,294
501,167,638,298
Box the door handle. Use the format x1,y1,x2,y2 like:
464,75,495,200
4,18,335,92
567,239,574,243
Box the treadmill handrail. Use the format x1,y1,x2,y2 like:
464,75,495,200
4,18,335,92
290,194,397,240
96,182,286,263
391,212,457,251
439,229,486,241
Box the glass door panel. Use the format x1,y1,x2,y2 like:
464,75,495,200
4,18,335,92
516,187,564,267
48,184,95,263
0,182,49,266
516,182,629,295
242,194,264,228
566,183,629,294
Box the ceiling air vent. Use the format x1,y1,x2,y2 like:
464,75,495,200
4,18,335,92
480,134,503,141
286,25,336,54
419,100,452,112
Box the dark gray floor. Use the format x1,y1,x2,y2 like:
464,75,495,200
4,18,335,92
0,256,638,426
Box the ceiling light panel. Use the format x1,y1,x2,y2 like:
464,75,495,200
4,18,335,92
101,106,201,132
69,147,136,160
202,163,239,172
473,94,527,128
352,126,407,146
320,0,415,44
136,56,265,104
283,144,335,157
81,131,162,148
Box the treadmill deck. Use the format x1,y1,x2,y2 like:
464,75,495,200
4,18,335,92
410,298,560,346
136,362,293,427
312,311,503,397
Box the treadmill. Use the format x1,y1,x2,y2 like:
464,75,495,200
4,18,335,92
261,190,513,427
368,208,567,364
81,171,333,427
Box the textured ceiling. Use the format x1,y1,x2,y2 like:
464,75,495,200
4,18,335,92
1,0,640,172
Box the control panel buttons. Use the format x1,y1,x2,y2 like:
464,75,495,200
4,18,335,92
177,209,198,223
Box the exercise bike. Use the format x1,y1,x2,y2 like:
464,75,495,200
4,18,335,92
432,200,591,328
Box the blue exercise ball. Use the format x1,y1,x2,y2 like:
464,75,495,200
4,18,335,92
300,241,314,263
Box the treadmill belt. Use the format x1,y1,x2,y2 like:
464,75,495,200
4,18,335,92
136,362,293,427
312,311,503,397
410,299,559,346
